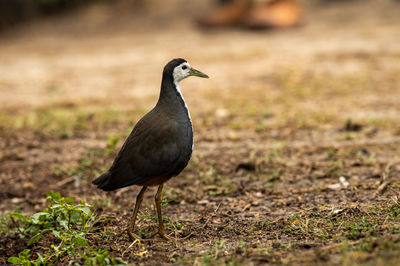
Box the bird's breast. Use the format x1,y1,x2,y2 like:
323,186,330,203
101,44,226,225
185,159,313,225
178,120,193,153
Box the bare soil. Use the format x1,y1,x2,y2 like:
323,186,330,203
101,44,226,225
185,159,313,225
1,0,400,265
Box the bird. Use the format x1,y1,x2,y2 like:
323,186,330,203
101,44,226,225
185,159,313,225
92,58,208,241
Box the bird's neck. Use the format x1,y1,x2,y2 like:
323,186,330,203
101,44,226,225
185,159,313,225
157,74,190,118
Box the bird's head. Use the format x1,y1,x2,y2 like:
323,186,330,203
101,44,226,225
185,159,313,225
164,58,209,83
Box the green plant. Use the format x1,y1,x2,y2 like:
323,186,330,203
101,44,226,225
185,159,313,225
7,192,126,265
77,249,126,266
7,249,39,265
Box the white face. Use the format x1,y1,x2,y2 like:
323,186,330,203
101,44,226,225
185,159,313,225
173,62,191,83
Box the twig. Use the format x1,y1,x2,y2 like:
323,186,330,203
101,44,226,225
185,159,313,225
374,160,400,197
52,176,78,188
122,239,140,257
374,181,390,197
214,202,222,213
202,202,222,230
392,195,399,206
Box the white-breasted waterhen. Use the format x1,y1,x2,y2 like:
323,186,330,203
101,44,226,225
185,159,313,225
92,58,208,241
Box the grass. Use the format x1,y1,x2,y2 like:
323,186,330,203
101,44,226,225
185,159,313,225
1,67,396,143
0,104,144,139
198,68,400,134
51,148,110,188
4,192,126,265
275,203,400,244
167,201,400,265
192,240,243,266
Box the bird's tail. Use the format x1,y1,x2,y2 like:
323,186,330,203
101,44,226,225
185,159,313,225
92,171,113,191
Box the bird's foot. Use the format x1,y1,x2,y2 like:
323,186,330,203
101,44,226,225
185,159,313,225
148,230,194,242
127,229,144,242
128,226,173,241
148,230,173,241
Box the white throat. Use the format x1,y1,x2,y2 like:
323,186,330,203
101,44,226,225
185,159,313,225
173,79,193,151
172,61,194,151
173,80,191,121
171,62,192,122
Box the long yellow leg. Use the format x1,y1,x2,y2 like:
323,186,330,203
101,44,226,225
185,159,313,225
149,184,171,240
127,186,147,241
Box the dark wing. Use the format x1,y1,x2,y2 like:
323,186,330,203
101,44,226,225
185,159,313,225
95,110,182,190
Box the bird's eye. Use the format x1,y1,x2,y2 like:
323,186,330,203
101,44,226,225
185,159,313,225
182,65,188,70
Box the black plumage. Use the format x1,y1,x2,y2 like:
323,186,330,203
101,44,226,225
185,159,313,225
92,58,208,240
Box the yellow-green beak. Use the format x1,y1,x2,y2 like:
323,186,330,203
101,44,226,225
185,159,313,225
189,68,209,78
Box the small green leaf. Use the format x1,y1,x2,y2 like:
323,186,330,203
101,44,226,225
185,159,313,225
9,213,29,222
58,218,68,229
27,224,41,235
37,252,45,263
47,192,61,199
70,210,81,221
80,207,92,216
72,237,88,247
52,229,61,238
112,258,127,265
21,249,31,256
7,257,21,264
64,197,74,203
28,232,43,245
49,204,62,210
31,212,49,224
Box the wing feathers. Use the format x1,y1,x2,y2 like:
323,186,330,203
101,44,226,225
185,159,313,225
93,110,185,190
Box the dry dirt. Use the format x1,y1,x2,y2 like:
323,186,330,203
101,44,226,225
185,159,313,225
1,0,400,265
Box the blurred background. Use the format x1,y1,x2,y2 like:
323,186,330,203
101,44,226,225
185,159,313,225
0,0,398,109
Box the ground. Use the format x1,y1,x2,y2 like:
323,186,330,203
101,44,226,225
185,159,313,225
1,0,400,265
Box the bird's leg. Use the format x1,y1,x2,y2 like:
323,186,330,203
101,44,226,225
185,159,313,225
149,183,172,240
127,186,147,241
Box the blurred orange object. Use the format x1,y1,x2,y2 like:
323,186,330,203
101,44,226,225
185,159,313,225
245,0,303,29
197,1,250,27
198,0,303,29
